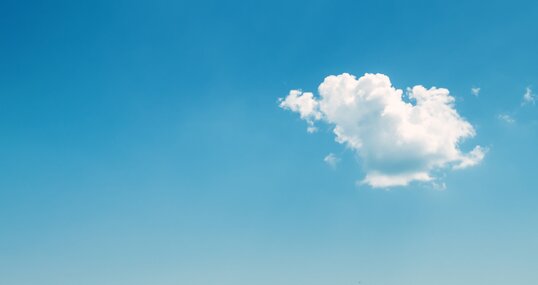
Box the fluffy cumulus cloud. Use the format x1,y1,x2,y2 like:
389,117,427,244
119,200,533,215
278,90,322,133
279,73,485,188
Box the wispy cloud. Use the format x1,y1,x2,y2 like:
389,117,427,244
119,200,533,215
522,87,535,106
279,73,485,188
471,87,480,96
497,113,515,124
431,181,447,191
323,153,340,168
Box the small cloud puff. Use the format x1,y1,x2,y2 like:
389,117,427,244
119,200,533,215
522,87,535,106
471,87,480,96
323,153,340,168
498,114,515,124
280,73,485,188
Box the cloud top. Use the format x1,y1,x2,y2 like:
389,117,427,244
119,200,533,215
279,73,485,188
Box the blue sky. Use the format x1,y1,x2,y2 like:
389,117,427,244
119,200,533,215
1,0,538,284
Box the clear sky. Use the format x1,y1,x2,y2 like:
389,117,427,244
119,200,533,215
1,1,537,284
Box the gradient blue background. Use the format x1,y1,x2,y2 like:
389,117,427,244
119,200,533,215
1,1,537,284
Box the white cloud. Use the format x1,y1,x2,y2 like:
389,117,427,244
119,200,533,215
522,87,535,106
498,113,515,124
471,87,480,96
279,73,485,188
323,153,340,168
278,90,322,133
453,145,487,169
